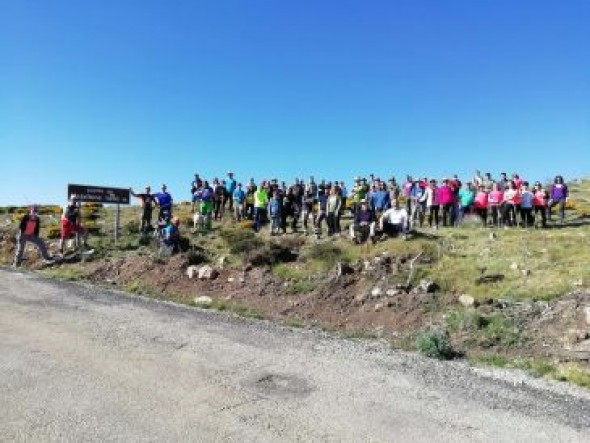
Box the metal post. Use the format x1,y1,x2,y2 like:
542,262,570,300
115,204,120,242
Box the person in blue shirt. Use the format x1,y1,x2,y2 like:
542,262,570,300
232,183,246,221
225,171,237,213
409,179,426,228
162,217,181,254
155,184,173,224
371,181,390,220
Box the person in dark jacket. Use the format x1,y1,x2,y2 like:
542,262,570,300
14,205,54,267
350,200,375,244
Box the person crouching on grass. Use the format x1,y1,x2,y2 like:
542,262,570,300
13,205,55,268
378,200,409,240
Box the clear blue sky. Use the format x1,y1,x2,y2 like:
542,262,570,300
1,0,589,205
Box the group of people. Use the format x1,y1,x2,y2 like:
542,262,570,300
142,170,568,244
10,170,571,267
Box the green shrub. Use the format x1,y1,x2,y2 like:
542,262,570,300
415,330,456,360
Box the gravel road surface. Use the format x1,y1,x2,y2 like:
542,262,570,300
1,269,589,442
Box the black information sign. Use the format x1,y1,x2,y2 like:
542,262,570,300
67,184,130,205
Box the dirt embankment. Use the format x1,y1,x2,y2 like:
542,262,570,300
2,227,589,366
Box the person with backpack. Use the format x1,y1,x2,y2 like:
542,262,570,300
213,179,228,221
13,205,55,268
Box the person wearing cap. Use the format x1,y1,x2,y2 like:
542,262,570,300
350,199,375,244
130,185,156,234
155,184,173,224
13,205,55,267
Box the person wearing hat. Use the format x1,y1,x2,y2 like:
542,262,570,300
13,205,55,267
130,185,156,234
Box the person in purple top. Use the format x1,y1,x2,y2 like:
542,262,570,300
547,175,569,223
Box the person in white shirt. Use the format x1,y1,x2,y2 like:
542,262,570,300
379,201,409,238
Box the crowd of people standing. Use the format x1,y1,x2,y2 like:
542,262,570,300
130,170,570,245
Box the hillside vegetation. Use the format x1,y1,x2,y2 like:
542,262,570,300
1,179,590,387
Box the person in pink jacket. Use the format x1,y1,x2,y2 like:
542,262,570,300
438,179,455,227
474,185,489,226
488,183,504,227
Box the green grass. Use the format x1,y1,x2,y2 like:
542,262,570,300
473,356,590,389
445,308,525,348
42,267,85,281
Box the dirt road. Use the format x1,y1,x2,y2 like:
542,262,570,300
1,269,589,442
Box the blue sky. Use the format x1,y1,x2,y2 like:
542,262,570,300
1,0,589,205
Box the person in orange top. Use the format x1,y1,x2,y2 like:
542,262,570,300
13,205,55,267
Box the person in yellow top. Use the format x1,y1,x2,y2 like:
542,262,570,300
253,183,269,232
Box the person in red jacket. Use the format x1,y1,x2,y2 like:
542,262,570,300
13,205,55,267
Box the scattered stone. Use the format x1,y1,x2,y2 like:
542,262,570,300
585,306,590,326
571,279,584,287
386,288,403,297
363,260,374,272
227,277,235,283
417,279,438,293
458,294,475,307
370,287,383,298
510,262,519,271
521,269,531,277
186,265,200,279
238,276,245,284
489,232,496,240
355,293,368,304
564,329,589,346
374,303,384,312
194,295,213,307
198,265,219,280
217,255,227,267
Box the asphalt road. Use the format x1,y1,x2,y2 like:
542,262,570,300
1,269,589,442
